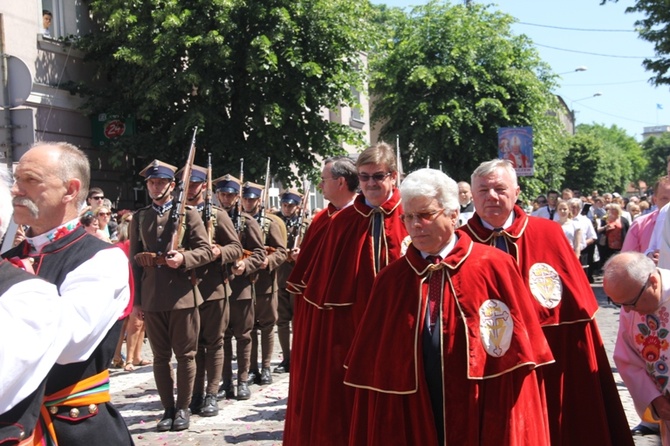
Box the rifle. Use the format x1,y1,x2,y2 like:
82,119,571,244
169,127,198,252
236,158,244,234
260,156,271,224
205,152,213,242
293,176,311,250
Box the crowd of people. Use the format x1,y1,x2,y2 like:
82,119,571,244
3,140,670,445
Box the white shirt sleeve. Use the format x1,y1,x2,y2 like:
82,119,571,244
647,204,669,256
55,246,130,364
0,278,62,414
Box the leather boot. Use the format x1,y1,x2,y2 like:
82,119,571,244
200,394,219,417
237,382,251,400
171,409,190,431
189,394,204,415
157,407,175,432
260,367,273,385
247,369,261,386
217,380,235,400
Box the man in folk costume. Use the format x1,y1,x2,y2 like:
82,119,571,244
461,159,634,446
2,142,133,444
282,143,409,445
345,168,554,445
606,252,670,445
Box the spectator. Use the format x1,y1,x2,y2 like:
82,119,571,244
41,10,52,37
557,200,581,258
598,203,629,267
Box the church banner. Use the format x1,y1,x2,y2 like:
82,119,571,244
498,126,534,176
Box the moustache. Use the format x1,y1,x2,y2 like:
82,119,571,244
12,197,39,218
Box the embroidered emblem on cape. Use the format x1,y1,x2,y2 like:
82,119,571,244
634,307,670,394
478,299,513,357
528,263,562,309
400,235,412,256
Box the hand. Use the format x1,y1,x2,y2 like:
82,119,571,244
650,249,660,265
211,244,221,259
651,395,670,421
290,247,300,261
261,258,269,269
165,250,184,269
232,260,245,276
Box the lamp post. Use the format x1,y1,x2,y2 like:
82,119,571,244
570,92,603,134
558,66,588,76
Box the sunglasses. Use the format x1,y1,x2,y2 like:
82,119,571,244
91,196,105,200
358,172,391,183
98,212,111,216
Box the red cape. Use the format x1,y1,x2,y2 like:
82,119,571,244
462,207,634,446
282,190,408,446
344,235,553,445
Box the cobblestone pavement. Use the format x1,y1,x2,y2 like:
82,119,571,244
110,279,662,445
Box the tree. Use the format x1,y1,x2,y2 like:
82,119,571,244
368,0,567,198
564,123,646,194
641,132,670,182
602,0,670,87
75,0,373,184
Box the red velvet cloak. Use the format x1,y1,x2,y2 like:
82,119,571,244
462,206,634,446
282,190,408,446
344,234,553,445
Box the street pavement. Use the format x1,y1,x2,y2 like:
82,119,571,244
110,279,662,445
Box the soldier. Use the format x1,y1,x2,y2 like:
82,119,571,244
241,182,288,386
273,189,305,374
213,174,265,400
177,165,243,417
129,160,214,432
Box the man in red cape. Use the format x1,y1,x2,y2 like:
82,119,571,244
461,159,634,446
345,168,554,445
282,144,409,445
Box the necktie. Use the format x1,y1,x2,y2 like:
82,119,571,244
548,208,555,220
427,255,443,333
494,228,507,253
372,211,383,273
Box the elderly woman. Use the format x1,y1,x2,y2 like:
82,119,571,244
598,203,630,267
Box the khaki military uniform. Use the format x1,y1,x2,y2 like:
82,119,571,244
130,205,214,411
222,212,266,386
249,213,288,377
193,205,243,397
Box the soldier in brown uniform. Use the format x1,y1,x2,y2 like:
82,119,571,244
178,165,243,417
273,189,305,374
213,175,266,400
129,160,214,432
242,182,288,386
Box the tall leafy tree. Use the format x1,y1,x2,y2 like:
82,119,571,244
76,0,373,183
564,123,646,194
369,0,566,196
641,132,670,182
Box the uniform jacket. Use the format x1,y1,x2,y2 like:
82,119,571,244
228,211,266,301
130,204,214,311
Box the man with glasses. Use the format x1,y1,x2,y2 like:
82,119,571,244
605,252,670,444
282,143,409,446
461,159,634,446
345,168,553,445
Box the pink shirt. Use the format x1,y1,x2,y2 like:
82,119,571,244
622,209,659,253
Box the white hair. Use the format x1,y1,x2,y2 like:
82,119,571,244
0,168,13,241
400,168,459,213
471,159,518,187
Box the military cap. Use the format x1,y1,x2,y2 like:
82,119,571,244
175,164,207,183
242,182,264,199
213,174,241,193
281,189,303,205
139,160,177,180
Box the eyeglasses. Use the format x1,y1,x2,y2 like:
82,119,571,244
358,172,391,183
621,273,652,308
400,209,445,223
91,196,104,200
98,212,111,216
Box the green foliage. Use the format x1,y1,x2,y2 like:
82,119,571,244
563,123,646,194
641,132,670,183
75,0,374,184
368,0,565,194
